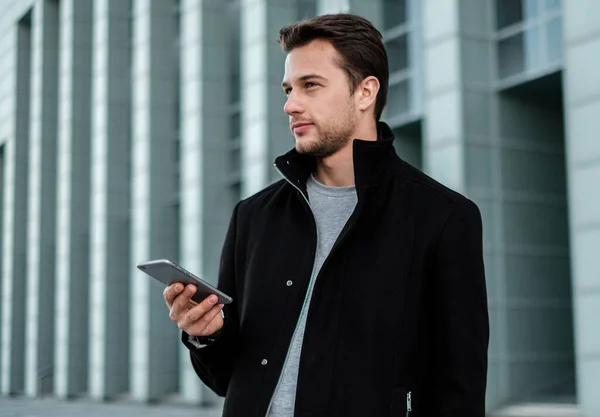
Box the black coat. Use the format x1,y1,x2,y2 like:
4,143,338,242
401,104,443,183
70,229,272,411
183,122,489,417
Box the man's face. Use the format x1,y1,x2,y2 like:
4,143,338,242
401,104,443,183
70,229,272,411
282,40,357,157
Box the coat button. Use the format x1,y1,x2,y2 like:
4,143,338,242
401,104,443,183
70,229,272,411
261,359,268,365
286,280,293,286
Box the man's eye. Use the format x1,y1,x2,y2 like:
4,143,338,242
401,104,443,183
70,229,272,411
305,82,317,88
284,88,292,95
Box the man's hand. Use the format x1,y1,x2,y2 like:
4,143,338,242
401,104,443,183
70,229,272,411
164,283,225,337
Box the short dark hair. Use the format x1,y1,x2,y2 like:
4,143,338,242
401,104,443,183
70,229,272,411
277,13,389,121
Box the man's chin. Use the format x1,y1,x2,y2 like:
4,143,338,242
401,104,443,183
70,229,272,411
294,137,313,154
295,143,315,155
295,144,332,158
295,144,311,155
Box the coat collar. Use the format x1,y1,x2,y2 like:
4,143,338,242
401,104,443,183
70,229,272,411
274,121,397,194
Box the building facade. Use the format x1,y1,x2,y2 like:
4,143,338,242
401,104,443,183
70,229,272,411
0,0,598,415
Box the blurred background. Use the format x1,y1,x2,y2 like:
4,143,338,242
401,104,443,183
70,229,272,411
0,0,597,416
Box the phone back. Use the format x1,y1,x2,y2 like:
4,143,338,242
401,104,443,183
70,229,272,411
137,259,233,304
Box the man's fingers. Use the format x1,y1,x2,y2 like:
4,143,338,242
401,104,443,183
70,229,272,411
171,284,196,313
184,304,224,335
163,283,184,308
179,295,222,331
202,305,226,335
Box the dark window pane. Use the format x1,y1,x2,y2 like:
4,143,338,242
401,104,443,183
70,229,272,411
230,66,240,104
230,181,241,206
498,32,525,78
387,79,410,116
497,0,523,28
497,0,540,28
174,137,180,162
174,138,180,191
386,33,409,73
230,143,241,174
228,1,241,104
231,111,241,140
546,17,563,64
383,0,407,31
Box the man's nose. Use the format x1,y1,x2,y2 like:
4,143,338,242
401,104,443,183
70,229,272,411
283,94,303,115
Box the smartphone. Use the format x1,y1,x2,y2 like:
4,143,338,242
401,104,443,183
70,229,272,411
136,259,233,305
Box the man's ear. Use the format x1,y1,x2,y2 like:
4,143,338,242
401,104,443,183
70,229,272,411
356,76,380,114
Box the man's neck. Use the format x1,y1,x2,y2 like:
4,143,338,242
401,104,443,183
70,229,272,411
313,124,378,187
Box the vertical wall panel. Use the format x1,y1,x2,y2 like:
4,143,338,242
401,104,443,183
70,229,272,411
54,0,93,398
240,0,296,197
129,0,180,402
179,0,230,405
25,0,60,397
0,11,31,396
88,0,132,400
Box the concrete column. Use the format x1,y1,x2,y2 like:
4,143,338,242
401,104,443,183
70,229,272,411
25,0,60,397
1,12,32,395
54,0,93,398
240,0,297,197
563,2,600,416
88,0,132,400
421,0,502,407
179,0,230,405
130,0,179,401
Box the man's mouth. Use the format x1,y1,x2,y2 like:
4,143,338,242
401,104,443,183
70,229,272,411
291,122,313,134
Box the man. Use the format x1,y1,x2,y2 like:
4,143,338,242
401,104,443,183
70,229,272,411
164,13,489,417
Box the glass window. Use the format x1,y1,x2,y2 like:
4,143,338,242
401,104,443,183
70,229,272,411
497,0,564,81
498,33,525,78
230,145,241,173
546,17,563,63
497,0,523,29
524,26,541,70
383,0,407,31
228,2,241,104
386,33,409,73
387,79,410,117
230,181,241,206
230,67,240,104
231,111,241,140
524,0,539,20
545,0,561,12
497,0,542,28
174,137,180,164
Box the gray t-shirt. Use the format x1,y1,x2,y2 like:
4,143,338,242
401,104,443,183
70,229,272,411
267,174,358,416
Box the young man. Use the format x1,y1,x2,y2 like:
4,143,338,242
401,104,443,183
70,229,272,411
164,13,489,417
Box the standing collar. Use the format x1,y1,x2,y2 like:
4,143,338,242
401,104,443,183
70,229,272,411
274,121,397,192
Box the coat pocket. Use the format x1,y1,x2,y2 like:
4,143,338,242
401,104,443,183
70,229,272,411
389,386,412,416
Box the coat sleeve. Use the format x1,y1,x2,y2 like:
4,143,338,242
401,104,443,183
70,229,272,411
424,199,489,416
181,202,241,397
